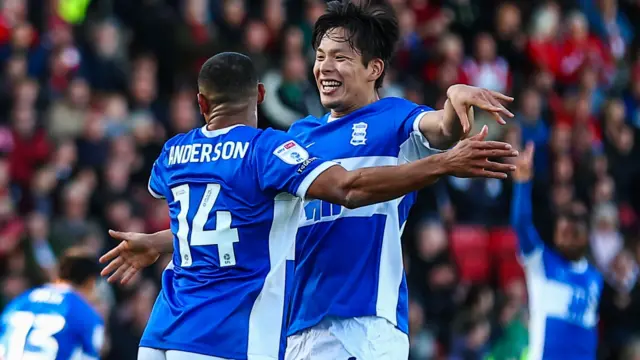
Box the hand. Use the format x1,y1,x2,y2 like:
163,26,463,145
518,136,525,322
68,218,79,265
99,230,161,285
513,142,535,182
447,84,514,135
442,125,518,179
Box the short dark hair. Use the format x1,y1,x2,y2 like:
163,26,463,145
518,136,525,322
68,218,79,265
312,0,399,89
197,52,258,104
58,248,101,287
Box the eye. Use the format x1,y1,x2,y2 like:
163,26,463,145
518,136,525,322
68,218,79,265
316,56,325,61
335,56,346,61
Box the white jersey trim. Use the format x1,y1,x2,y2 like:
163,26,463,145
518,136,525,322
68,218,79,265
295,161,340,199
247,193,302,358
148,179,165,199
200,124,246,138
411,111,453,153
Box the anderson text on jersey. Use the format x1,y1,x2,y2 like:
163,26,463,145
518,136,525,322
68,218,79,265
167,142,250,166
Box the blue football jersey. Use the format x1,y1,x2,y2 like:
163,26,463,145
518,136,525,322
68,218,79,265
140,125,337,359
286,97,440,336
0,284,104,360
511,181,602,360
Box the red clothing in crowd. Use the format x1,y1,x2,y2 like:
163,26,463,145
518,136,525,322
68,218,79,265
8,129,51,187
527,38,562,74
557,35,613,85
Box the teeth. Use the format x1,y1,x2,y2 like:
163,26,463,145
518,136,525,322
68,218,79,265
321,80,341,87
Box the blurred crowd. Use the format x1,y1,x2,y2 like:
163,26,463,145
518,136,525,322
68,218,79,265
1,0,640,359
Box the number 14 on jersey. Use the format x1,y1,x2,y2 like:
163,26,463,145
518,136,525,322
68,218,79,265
172,183,240,267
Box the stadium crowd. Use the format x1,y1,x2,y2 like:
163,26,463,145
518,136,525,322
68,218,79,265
0,0,640,359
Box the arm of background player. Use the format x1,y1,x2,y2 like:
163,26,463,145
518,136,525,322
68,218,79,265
307,132,518,209
510,180,544,256
418,85,514,149
510,143,542,257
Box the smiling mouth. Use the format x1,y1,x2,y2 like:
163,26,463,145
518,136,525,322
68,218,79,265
320,80,342,94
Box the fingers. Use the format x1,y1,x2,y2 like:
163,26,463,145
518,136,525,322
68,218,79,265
481,160,517,173
472,140,513,150
476,170,509,179
107,262,130,284
99,244,123,264
120,267,140,285
488,90,514,102
101,256,124,277
476,149,519,158
108,229,131,242
524,141,535,161
453,102,471,135
468,125,488,141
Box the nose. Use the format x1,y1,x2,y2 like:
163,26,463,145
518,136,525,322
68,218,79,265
318,58,335,74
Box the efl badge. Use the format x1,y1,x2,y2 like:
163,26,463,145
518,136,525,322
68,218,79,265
274,140,310,165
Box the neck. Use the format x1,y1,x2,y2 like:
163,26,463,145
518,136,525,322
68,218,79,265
53,280,88,299
205,103,256,130
330,89,380,118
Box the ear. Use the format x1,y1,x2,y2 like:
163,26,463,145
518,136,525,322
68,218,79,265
196,93,208,115
257,83,266,105
367,58,385,84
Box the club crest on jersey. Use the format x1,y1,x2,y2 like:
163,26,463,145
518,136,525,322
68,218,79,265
350,122,367,146
274,140,309,165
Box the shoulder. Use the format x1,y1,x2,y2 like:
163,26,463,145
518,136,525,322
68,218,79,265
372,97,417,111
288,115,323,136
66,292,102,323
162,131,191,150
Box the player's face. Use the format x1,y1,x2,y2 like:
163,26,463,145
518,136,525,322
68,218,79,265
313,27,380,116
554,218,588,261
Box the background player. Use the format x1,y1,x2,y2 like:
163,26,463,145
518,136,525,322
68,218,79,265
0,248,104,360
130,52,517,360
512,143,602,359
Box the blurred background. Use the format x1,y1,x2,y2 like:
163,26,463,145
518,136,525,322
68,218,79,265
1,0,640,359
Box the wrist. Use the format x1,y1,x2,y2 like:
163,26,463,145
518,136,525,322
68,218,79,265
427,152,450,177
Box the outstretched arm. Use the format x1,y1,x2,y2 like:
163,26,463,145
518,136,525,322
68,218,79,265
510,143,544,257
308,125,518,209
419,85,514,149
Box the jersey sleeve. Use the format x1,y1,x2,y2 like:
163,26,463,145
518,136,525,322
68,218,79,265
254,129,339,198
510,181,545,259
148,155,167,199
396,105,446,163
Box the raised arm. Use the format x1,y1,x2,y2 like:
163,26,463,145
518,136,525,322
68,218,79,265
307,125,518,208
510,143,544,257
418,85,514,149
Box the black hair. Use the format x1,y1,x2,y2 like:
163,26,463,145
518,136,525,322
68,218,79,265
58,248,101,287
197,52,258,104
312,0,399,89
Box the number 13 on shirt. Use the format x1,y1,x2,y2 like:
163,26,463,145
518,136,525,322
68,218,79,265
171,183,240,267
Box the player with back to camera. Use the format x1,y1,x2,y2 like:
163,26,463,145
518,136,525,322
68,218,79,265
101,1,520,359
511,142,602,360
110,52,516,360
0,248,104,360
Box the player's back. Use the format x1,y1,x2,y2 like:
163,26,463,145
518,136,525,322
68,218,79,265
525,247,602,360
141,124,331,359
0,284,103,360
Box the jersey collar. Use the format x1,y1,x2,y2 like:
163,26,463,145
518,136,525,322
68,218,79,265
200,124,246,138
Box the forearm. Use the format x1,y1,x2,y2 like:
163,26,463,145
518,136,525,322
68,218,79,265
511,180,533,227
340,152,448,209
150,229,174,253
418,99,466,150
511,180,543,252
